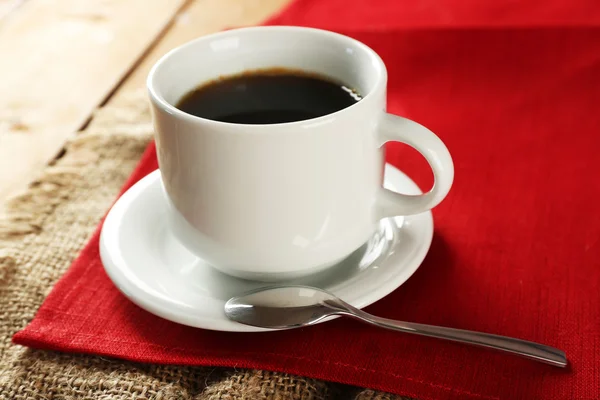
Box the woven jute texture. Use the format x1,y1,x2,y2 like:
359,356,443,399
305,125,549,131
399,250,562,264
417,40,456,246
0,90,409,400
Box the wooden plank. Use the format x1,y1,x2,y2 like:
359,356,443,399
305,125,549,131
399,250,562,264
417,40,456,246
0,0,188,204
111,0,292,99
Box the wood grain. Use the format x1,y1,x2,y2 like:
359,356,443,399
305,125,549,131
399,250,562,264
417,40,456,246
111,0,291,98
0,0,188,204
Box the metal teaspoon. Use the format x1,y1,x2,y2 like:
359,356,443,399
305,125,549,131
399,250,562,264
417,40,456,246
224,285,567,367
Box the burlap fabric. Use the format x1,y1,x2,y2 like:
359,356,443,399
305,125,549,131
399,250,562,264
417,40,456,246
0,90,409,399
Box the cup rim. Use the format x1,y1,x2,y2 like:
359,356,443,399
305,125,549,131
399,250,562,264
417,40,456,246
147,26,387,129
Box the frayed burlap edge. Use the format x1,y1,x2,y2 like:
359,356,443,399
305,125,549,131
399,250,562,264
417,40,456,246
0,90,409,400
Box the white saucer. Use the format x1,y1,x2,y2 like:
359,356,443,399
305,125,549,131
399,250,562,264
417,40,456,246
100,165,433,332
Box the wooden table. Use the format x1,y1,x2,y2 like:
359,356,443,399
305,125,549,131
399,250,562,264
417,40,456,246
0,0,291,212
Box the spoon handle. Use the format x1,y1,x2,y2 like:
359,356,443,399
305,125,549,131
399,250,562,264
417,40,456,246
331,301,567,367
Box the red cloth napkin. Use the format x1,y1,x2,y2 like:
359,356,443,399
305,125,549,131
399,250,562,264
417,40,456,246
14,1,600,399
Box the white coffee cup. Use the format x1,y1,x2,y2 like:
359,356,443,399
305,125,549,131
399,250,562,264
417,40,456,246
148,26,453,281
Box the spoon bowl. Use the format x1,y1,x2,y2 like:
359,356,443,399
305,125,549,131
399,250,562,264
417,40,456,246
225,286,337,329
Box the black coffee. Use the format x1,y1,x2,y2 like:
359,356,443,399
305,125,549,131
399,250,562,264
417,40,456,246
175,68,361,124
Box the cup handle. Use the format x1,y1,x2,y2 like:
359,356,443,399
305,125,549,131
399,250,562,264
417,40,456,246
376,113,454,217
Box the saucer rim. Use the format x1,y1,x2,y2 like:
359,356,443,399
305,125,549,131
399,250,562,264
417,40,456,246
100,166,433,332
